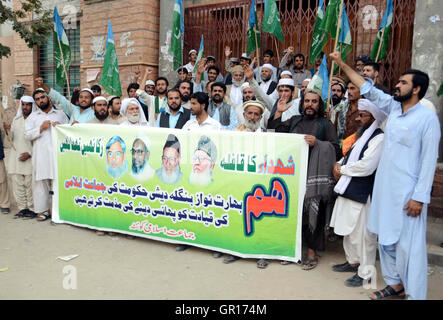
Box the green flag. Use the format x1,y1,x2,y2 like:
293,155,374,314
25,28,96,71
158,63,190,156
309,0,326,65
261,0,283,43
247,0,260,56
321,0,340,39
194,35,204,73
169,0,184,70
99,21,122,97
53,7,71,89
334,5,352,72
370,0,393,61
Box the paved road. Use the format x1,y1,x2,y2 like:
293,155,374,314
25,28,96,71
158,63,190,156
1,208,442,300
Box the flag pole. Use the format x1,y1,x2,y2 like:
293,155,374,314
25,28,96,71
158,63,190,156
55,35,75,122
326,0,344,115
274,37,281,65
375,27,386,63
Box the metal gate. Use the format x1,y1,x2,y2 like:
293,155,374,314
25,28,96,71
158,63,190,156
184,0,416,90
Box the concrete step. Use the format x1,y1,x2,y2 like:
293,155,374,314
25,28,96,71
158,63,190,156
427,216,443,267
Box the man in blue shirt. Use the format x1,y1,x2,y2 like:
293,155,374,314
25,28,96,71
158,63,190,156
155,89,191,129
330,52,441,300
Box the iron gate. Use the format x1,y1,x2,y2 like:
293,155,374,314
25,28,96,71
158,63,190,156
184,0,416,90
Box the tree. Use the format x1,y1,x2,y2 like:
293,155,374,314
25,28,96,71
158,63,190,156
0,0,52,59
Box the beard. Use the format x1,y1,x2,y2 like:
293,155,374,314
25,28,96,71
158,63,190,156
37,100,50,111
262,75,271,82
157,88,167,95
212,94,224,104
180,93,190,103
244,119,261,132
232,78,245,88
157,166,182,184
393,88,413,103
169,102,181,112
95,110,108,121
132,157,147,174
189,166,212,186
107,160,128,178
127,113,140,123
303,107,318,120
356,120,374,139
332,96,342,106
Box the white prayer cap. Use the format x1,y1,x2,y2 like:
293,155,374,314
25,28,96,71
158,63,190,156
92,96,108,105
358,98,387,122
262,64,274,72
277,78,295,88
120,98,141,116
240,53,251,60
145,80,155,86
189,49,197,55
134,134,152,151
302,78,312,84
241,82,251,92
80,88,94,96
281,70,293,77
15,96,37,120
242,100,265,113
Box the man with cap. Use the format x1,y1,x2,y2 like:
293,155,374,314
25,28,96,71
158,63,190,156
88,96,117,124
225,57,239,86
331,51,441,300
35,77,94,123
224,47,252,80
25,89,69,221
258,64,278,98
253,49,278,83
7,96,37,218
184,49,198,80
145,80,156,96
135,67,160,126
207,82,238,131
330,99,386,288
107,96,126,124
235,100,266,132
182,92,221,131
226,65,246,108
156,134,183,185
268,88,341,269
120,98,149,127
244,64,301,127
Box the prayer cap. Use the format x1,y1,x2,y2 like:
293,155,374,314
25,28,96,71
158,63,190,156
241,82,251,92
80,88,94,96
189,49,197,55
358,99,387,123
262,64,274,71
163,134,180,153
281,70,293,77
195,135,217,163
242,100,265,113
230,57,239,63
145,80,155,86
277,78,295,88
92,96,108,105
240,53,251,60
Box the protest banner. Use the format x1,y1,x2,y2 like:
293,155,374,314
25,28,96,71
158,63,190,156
52,124,308,262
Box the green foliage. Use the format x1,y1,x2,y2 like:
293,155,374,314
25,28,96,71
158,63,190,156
0,0,52,59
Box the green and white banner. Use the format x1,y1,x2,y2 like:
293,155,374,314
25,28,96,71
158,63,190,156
52,124,308,262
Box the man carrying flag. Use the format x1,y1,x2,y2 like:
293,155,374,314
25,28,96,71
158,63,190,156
99,21,122,97
370,0,393,62
37,8,94,123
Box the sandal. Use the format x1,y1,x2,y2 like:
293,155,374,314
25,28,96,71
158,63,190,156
369,285,405,300
22,210,37,220
257,259,269,269
36,212,51,222
223,255,240,264
302,257,319,271
13,210,26,219
280,260,292,265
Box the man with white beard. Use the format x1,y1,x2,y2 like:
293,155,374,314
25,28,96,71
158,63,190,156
130,135,155,181
156,134,183,185
235,101,266,132
120,98,149,127
226,65,246,108
189,135,217,187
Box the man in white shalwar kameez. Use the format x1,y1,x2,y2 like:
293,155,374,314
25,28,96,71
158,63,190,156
330,99,386,287
119,98,149,127
25,89,69,221
331,52,441,300
7,96,37,218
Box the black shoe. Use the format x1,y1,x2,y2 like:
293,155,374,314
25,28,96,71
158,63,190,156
212,251,223,258
223,255,240,264
345,273,364,287
176,245,189,252
332,261,359,272
1,208,10,214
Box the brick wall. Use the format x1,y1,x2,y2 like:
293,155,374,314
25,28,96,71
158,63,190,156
80,0,160,97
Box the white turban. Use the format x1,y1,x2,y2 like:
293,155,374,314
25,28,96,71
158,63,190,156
92,96,108,105
120,98,148,126
241,82,251,92
145,80,155,86
80,88,94,96
262,64,274,72
358,99,387,123
15,96,37,120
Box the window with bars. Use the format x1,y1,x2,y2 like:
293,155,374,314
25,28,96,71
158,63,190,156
39,23,80,96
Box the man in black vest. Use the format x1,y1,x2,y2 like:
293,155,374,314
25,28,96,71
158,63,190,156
330,98,386,288
155,88,191,129
268,89,341,270
258,64,278,98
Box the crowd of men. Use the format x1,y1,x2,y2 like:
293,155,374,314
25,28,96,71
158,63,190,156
0,46,440,300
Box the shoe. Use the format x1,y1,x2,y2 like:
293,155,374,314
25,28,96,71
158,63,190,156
332,261,359,273
223,255,240,264
257,259,269,269
212,251,223,258
345,273,364,287
96,231,105,236
14,209,27,219
1,208,10,214
176,245,189,252
126,235,134,239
